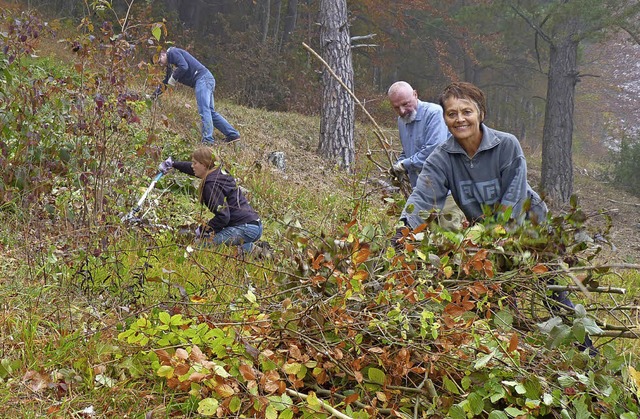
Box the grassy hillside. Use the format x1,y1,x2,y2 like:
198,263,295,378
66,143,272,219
2,6,640,418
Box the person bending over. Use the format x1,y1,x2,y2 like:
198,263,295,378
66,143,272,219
388,81,464,230
387,81,449,188
159,146,261,252
155,47,240,145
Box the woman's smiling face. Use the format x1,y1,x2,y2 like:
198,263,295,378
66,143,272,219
442,97,483,142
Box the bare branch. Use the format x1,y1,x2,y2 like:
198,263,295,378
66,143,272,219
510,4,552,45
302,42,412,197
350,34,377,42
351,44,379,49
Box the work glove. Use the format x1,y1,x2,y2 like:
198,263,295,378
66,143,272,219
152,86,162,99
392,161,406,174
389,161,406,178
391,225,409,251
158,156,174,174
195,225,211,240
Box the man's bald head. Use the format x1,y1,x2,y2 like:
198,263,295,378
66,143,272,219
388,81,414,97
388,81,418,122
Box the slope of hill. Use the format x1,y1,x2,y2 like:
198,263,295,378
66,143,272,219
2,6,640,418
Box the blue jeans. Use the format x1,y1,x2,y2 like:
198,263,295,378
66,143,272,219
194,72,240,143
210,221,262,253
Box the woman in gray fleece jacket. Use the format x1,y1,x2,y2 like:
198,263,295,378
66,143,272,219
401,81,547,230
398,83,597,354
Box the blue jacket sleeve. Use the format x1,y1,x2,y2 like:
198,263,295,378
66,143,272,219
167,49,189,84
400,107,448,173
498,139,529,217
401,156,450,229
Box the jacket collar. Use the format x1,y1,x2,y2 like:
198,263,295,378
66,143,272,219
441,124,501,155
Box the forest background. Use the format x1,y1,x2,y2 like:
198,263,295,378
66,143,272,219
2,0,640,418
23,0,640,171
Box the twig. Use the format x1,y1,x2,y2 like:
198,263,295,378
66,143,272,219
607,198,640,207
302,42,412,198
546,285,626,294
592,331,640,338
567,263,640,272
286,388,353,419
350,34,377,42
365,153,388,172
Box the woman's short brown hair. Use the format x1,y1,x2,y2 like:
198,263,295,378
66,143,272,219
438,82,487,122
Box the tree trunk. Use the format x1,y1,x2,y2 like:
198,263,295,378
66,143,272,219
260,0,270,44
273,0,282,42
280,0,298,50
317,0,355,170
541,36,579,205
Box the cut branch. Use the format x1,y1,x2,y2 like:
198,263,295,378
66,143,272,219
546,285,626,294
302,42,412,198
286,388,354,419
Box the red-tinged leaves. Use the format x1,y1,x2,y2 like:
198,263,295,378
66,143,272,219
155,349,171,365
189,372,207,383
469,281,489,298
166,376,180,389
175,348,188,360
413,223,428,234
47,405,61,415
352,245,371,266
345,392,360,405
239,364,256,381
463,249,494,278
483,260,494,278
311,253,325,270
352,269,369,282
532,264,549,274
508,332,519,352
190,295,207,303
443,303,467,318
311,275,326,286
190,345,206,363
344,218,357,232
289,344,303,361
316,368,329,384
174,363,190,377
403,288,417,303
261,370,282,394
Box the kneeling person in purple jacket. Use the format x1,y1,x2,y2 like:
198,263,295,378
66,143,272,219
159,147,262,252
